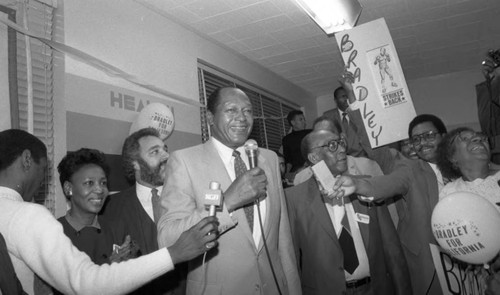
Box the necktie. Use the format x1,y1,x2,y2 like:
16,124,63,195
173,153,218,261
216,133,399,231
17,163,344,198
151,188,161,223
338,209,359,274
233,150,253,232
342,112,349,133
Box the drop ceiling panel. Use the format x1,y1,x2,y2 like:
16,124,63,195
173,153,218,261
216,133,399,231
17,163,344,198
137,0,500,96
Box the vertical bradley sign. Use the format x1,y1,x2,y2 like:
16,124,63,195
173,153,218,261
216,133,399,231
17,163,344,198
335,18,416,148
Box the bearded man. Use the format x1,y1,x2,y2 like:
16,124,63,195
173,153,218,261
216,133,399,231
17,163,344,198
100,127,184,295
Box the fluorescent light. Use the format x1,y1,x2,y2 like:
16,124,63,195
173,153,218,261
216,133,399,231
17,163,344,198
294,0,363,35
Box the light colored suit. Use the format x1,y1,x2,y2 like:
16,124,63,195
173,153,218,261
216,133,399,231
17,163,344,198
157,138,301,295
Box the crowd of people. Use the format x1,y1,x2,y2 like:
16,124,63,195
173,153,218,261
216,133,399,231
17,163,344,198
0,52,499,295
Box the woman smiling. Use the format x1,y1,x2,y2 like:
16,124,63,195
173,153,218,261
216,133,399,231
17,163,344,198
57,148,136,265
437,127,500,212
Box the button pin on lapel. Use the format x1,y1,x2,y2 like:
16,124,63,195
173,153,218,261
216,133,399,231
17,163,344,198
354,213,370,224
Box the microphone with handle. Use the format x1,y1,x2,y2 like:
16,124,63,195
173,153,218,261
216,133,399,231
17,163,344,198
204,181,222,217
244,139,258,169
244,139,283,295
204,181,222,248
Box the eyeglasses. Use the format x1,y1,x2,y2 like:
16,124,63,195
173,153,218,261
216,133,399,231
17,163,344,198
312,138,347,153
453,131,488,144
410,130,440,146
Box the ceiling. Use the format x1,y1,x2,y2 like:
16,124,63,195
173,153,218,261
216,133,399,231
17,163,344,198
137,0,500,97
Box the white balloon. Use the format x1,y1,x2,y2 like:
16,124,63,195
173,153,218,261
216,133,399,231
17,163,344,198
129,102,175,140
431,191,500,265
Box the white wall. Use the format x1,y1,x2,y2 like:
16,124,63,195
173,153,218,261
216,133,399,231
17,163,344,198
62,0,316,123
408,70,482,130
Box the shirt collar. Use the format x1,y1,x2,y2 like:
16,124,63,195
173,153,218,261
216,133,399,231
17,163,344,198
136,182,163,197
212,137,245,164
0,186,23,201
65,213,101,232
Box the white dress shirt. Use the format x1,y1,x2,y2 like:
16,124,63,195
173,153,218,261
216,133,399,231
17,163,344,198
212,138,267,247
136,182,163,222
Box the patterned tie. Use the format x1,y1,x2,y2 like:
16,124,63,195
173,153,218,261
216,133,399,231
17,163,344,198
338,209,359,274
342,112,349,134
151,188,161,223
233,150,253,232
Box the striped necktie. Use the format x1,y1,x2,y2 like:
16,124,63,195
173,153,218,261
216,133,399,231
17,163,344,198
233,150,253,232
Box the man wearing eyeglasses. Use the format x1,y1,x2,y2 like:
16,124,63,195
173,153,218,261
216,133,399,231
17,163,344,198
284,128,411,295
333,72,447,295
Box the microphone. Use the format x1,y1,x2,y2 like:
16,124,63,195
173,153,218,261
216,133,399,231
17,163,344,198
244,139,258,169
204,181,222,216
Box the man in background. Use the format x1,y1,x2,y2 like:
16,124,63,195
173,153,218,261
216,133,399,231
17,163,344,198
100,127,185,294
323,86,366,157
282,110,311,174
157,87,300,295
476,50,500,164
285,128,411,295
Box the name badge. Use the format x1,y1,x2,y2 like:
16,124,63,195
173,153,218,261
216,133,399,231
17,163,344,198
355,213,370,224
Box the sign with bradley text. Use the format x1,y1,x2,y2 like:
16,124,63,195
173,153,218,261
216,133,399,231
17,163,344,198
430,244,488,295
335,18,416,148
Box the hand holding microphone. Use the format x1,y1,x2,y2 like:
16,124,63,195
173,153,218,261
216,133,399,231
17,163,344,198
224,140,267,212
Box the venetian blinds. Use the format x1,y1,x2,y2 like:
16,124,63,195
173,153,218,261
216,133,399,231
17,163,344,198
198,63,299,152
10,0,55,212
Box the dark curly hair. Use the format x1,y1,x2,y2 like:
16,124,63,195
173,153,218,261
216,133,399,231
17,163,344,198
57,148,110,199
436,127,474,180
122,128,160,183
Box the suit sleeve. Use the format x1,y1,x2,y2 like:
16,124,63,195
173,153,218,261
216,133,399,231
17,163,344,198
376,205,412,295
284,189,301,275
355,159,412,201
157,151,235,248
272,154,302,295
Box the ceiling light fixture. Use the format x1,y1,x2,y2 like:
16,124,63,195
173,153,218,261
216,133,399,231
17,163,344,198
293,0,363,35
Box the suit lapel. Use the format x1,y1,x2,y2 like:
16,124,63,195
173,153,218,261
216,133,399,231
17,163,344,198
205,139,256,247
306,179,338,244
350,197,370,249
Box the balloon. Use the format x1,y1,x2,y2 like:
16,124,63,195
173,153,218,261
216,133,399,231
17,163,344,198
431,191,500,265
129,102,175,140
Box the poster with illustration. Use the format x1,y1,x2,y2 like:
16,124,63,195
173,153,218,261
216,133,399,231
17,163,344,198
335,18,416,148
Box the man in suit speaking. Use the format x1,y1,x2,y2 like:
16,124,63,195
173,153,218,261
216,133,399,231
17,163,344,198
157,87,301,295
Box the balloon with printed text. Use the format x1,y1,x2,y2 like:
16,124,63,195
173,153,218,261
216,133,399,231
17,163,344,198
431,191,500,265
129,102,175,140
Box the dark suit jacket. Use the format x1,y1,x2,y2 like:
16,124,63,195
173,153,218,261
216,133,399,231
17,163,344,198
349,108,443,295
323,108,366,157
285,178,411,295
0,233,25,295
355,159,441,295
476,77,500,163
100,186,185,295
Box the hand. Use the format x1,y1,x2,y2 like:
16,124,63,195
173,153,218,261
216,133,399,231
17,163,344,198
339,70,355,93
332,175,357,198
482,55,500,80
339,70,357,105
224,167,267,212
109,235,140,263
168,216,219,264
